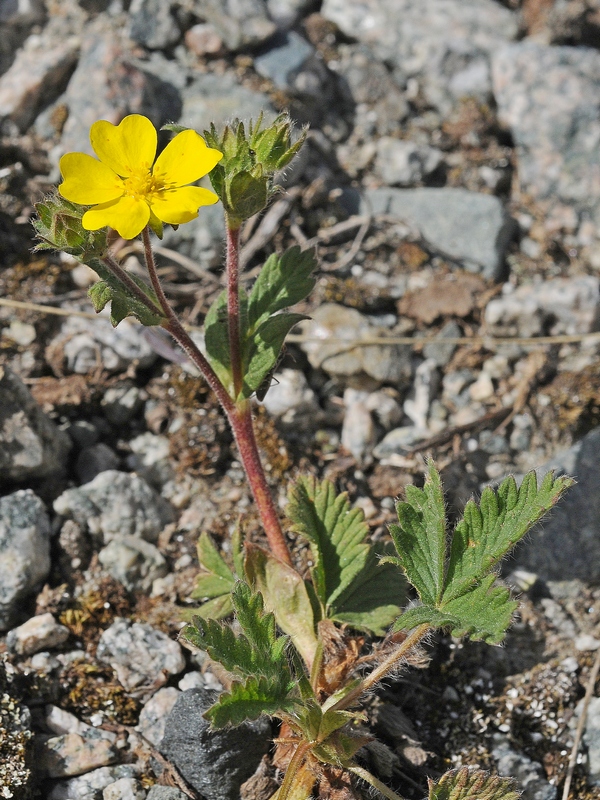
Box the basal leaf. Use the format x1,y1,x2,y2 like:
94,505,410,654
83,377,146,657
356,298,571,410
188,532,236,620
242,312,307,397
247,247,317,330
444,471,573,603
197,531,235,582
204,675,296,728
245,543,319,669
388,462,446,607
428,767,520,800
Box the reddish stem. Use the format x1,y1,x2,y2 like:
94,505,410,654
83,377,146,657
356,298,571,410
226,223,243,399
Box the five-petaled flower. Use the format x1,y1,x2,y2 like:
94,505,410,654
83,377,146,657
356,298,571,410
58,114,223,239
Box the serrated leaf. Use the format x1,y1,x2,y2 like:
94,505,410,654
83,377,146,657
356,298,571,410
180,581,291,687
247,247,317,331
391,462,572,644
242,312,307,397
287,479,405,635
428,767,520,800
388,462,446,607
188,532,236,619
443,471,574,603
204,289,234,394
86,261,164,327
204,674,296,727
180,593,233,622
245,543,319,669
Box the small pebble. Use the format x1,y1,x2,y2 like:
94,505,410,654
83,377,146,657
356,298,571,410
6,613,69,656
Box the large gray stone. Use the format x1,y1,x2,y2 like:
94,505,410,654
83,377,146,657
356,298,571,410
180,71,273,133
322,0,518,114
0,490,51,631
191,0,276,50
493,42,600,230
361,187,516,279
158,688,270,800
511,427,600,584
128,0,180,50
0,365,71,484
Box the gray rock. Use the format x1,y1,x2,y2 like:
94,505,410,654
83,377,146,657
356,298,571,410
128,0,180,50
98,536,168,592
493,42,600,231
159,688,271,800
259,368,319,421
403,358,440,430
373,426,428,459
97,619,185,691
126,433,174,489
76,443,120,484
180,70,274,134
0,0,45,25
136,686,180,746
361,187,516,279
191,0,276,50
493,738,556,800
184,23,224,56
485,276,600,337
0,33,78,132
7,613,69,656
423,320,462,367
254,31,314,90
48,765,139,800
0,365,71,484
54,315,157,374
341,389,376,463
54,470,173,545
265,0,314,26
0,490,51,631
574,695,600,785
39,726,118,779
146,789,188,800
374,137,443,186
56,16,181,160
0,657,34,798
322,0,517,115
103,778,146,800
299,303,412,384
511,427,600,583
101,382,143,426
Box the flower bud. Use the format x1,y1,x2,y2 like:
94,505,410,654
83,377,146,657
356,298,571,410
203,113,306,226
33,193,108,259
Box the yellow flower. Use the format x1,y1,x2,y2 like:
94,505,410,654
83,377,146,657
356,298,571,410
58,114,223,240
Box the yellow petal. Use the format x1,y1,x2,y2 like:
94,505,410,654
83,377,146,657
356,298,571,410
149,186,219,225
90,115,157,178
59,153,124,205
82,195,150,239
152,130,223,187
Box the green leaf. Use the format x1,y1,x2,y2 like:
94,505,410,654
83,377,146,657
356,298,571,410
204,675,296,728
443,471,573,603
391,462,573,643
428,767,520,800
286,479,405,635
247,247,317,331
244,543,319,669
387,462,446,607
188,532,236,620
87,268,164,328
242,312,307,397
204,290,234,394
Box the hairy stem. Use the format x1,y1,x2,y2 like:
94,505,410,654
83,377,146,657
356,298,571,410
347,765,407,800
276,741,313,800
331,624,430,712
141,227,293,567
100,252,163,319
226,222,243,399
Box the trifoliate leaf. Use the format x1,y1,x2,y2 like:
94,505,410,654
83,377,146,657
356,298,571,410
428,767,520,800
242,312,307,397
391,462,573,643
189,532,236,620
244,543,319,669
204,674,296,728
286,478,405,635
247,247,317,331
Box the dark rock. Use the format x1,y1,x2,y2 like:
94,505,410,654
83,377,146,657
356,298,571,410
159,689,271,800
0,489,51,631
146,788,188,800
0,364,71,484
361,187,516,279
511,427,600,583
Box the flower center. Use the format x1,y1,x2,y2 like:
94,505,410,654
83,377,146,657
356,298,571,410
123,169,163,200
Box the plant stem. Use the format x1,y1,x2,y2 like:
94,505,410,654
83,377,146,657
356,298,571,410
276,741,313,800
140,227,293,567
347,765,407,800
100,253,163,319
225,222,243,399
331,624,430,712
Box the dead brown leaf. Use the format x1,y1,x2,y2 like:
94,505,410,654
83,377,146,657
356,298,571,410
398,273,486,324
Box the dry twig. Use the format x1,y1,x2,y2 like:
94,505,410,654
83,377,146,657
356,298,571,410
562,647,600,800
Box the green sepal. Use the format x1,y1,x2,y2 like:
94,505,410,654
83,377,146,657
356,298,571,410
226,167,269,223
147,210,164,239
33,193,108,260
428,767,520,800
